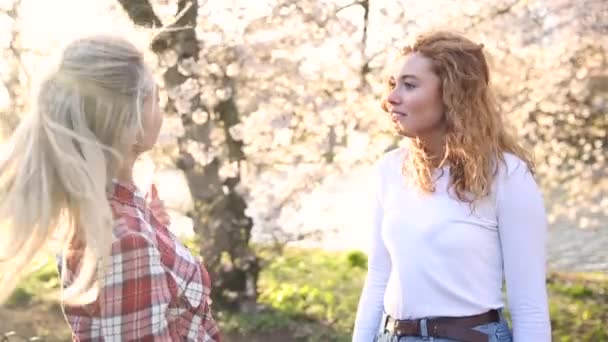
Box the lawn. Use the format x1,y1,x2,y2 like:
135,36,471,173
1,248,606,341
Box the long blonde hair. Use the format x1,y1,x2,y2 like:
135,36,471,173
0,35,153,305
383,31,534,202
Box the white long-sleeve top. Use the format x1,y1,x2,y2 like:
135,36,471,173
352,148,551,342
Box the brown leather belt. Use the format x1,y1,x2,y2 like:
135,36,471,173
384,309,499,342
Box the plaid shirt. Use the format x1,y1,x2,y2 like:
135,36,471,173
60,181,221,341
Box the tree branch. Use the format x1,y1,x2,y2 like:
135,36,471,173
0,0,26,136
358,0,370,90
175,0,199,27
464,0,523,31
335,0,364,14
116,0,162,27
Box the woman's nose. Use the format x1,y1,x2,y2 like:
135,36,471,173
387,89,401,106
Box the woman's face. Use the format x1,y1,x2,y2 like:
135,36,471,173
384,52,446,139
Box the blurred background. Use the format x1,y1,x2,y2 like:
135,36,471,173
0,0,606,340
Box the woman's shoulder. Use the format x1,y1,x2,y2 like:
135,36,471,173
497,152,533,179
111,213,159,252
493,152,539,200
376,146,406,172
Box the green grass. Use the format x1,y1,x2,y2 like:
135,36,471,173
5,258,60,307
546,273,608,341
249,248,607,341
247,248,367,341
4,249,607,341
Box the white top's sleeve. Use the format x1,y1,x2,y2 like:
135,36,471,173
352,166,391,342
497,160,551,341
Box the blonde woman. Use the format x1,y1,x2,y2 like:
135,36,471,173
0,36,221,341
353,31,551,342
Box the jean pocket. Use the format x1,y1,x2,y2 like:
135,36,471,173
374,331,392,342
494,323,513,342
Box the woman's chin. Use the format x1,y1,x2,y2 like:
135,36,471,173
393,125,412,137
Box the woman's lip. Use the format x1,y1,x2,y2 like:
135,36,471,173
391,111,407,117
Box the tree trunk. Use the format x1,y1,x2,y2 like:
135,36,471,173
118,0,259,311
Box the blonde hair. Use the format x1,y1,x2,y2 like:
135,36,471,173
0,35,153,304
382,31,533,202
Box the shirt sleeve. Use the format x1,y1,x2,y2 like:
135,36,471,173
497,159,552,341
96,233,177,341
352,165,391,342
193,262,222,342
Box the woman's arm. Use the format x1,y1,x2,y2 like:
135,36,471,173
497,158,551,341
352,166,391,342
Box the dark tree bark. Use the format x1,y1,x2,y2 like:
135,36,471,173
118,0,259,311
116,0,162,27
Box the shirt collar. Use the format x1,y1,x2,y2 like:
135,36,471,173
108,179,145,210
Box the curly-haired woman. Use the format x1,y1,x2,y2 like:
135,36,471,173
353,31,551,342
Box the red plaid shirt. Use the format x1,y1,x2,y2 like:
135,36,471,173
61,181,221,341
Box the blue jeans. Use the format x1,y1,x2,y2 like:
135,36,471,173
375,311,513,342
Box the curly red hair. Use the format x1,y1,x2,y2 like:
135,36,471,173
383,31,534,202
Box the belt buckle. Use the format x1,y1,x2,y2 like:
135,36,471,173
393,320,405,336
419,318,429,339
